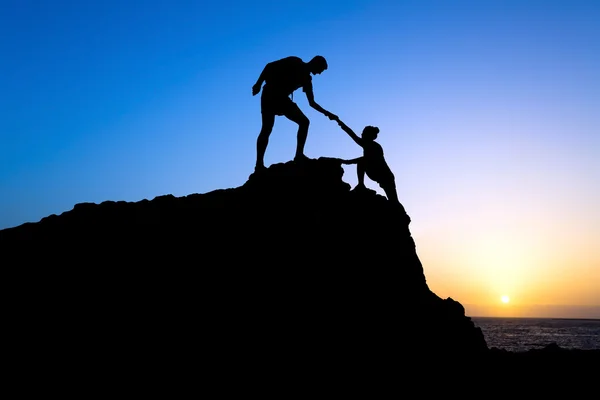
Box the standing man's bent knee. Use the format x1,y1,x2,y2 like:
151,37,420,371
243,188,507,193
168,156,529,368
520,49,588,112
298,115,309,130
285,104,309,128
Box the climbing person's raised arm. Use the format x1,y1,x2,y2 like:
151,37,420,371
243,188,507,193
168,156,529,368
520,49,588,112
335,118,363,147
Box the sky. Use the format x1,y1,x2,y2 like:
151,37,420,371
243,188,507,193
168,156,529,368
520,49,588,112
1,0,599,319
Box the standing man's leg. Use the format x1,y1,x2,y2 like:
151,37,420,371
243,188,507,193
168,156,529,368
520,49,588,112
256,111,275,171
284,103,310,161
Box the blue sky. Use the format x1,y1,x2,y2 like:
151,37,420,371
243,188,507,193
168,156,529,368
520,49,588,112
1,0,599,317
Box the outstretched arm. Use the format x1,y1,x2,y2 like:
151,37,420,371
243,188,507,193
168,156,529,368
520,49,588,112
305,88,337,120
336,118,363,147
341,156,363,165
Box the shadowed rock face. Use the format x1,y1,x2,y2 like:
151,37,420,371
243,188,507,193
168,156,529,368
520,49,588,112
2,157,488,368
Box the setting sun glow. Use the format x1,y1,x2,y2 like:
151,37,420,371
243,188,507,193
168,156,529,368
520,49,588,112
501,296,510,304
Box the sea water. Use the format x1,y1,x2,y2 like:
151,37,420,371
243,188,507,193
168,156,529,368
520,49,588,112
471,317,600,352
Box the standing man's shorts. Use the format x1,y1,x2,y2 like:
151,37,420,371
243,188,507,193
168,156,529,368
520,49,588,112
261,91,298,116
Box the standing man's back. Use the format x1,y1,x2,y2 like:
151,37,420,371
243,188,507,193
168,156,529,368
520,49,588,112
261,56,311,97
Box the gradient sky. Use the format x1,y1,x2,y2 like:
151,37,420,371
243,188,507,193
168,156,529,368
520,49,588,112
2,0,599,318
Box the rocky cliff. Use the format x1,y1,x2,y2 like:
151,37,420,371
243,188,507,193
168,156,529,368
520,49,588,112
2,157,488,370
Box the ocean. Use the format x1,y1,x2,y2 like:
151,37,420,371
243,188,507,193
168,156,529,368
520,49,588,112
471,317,600,352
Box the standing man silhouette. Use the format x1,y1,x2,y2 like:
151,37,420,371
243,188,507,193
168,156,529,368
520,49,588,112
252,55,338,172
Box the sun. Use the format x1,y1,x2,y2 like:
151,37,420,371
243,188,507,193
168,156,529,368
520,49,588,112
501,295,510,304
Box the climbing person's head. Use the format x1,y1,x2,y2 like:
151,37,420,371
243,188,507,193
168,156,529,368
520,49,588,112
308,55,328,75
362,126,379,141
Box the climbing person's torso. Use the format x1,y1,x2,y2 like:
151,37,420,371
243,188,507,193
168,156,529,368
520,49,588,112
364,141,384,161
264,57,312,96
364,141,392,176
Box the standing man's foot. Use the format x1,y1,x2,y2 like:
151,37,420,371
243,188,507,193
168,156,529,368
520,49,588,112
254,164,266,173
294,154,310,163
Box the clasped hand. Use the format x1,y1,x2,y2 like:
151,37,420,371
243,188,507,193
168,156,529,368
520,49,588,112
326,112,338,121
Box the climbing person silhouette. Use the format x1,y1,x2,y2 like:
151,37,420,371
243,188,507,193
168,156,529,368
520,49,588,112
252,55,338,172
334,116,407,215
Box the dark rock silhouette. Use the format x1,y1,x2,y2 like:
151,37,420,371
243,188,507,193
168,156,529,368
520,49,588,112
2,157,485,367
3,157,597,382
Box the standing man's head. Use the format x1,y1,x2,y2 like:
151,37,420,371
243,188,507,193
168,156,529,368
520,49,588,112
308,55,328,75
